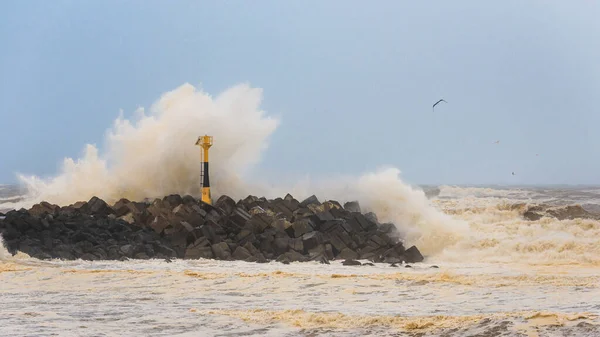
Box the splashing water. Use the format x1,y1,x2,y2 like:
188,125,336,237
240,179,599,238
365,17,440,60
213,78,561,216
6,82,465,257
17,83,279,205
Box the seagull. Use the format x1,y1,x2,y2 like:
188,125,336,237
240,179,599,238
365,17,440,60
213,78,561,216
494,140,500,144
512,172,515,176
432,99,447,112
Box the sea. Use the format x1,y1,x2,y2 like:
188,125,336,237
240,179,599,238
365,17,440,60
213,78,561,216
1,184,599,337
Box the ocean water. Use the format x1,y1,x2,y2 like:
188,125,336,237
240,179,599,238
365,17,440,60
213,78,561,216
2,185,599,337
2,84,599,336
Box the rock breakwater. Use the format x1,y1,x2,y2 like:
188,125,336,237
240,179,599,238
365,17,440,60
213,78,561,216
0,193,424,265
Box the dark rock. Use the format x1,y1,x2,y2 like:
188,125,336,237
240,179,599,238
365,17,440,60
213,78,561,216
154,243,178,258
343,201,361,213
229,207,251,229
120,244,135,258
232,246,252,260
286,218,313,238
328,233,347,255
301,232,321,252
163,194,183,208
87,196,114,216
93,247,108,260
211,242,231,260
248,213,274,233
315,211,335,223
277,250,307,262
317,255,330,264
81,253,98,261
379,223,397,234
307,244,326,258
107,246,121,260
430,265,439,268
324,243,334,260
185,237,213,259
354,213,377,232
182,195,197,205
150,215,170,234
368,234,387,248
299,195,320,208
29,202,59,217
364,212,379,225
405,264,412,268
215,195,237,215
271,218,292,233
404,245,424,263
342,259,361,266
273,237,289,255
383,256,402,264
201,220,226,244
337,248,359,260
362,262,375,266
288,237,304,252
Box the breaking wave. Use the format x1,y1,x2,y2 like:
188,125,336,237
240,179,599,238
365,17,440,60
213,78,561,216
2,82,466,257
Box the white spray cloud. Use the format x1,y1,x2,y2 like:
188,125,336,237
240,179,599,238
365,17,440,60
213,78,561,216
15,83,279,206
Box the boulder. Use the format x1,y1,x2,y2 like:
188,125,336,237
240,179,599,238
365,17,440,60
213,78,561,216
163,194,183,209
301,232,322,252
289,237,304,252
232,246,252,260
112,198,132,217
285,218,313,238
315,211,335,223
81,253,98,261
229,207,251,228
364,212,379,225
277,250,308,262
324,244,334,260
337,248,359,260
211,242,232,260
184,237,213,259
29,202,59,217
248,213,274,233
404,245,424,263
271,218,292,233
342,259,361,266
273,237,290,255
87,197,114,216
328,233,347,254
215,195,237,215
354,213,377,232
299,195,320,208
343,201,361,213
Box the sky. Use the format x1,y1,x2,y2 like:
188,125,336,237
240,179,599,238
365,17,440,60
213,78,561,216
1,0,600,186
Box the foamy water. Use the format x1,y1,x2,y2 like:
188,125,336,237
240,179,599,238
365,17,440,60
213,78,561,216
2,185,600,336
1,83,599,336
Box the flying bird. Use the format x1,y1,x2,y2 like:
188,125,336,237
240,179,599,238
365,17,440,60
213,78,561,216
432,99,447,112
512,172,515,176
494,140,500,144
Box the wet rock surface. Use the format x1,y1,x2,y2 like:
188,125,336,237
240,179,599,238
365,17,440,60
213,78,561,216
0,194,424,264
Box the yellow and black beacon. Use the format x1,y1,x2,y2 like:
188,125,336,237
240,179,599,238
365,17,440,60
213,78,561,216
195,134,213,204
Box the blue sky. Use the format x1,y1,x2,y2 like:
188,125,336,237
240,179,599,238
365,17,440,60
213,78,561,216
1,0,599,186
